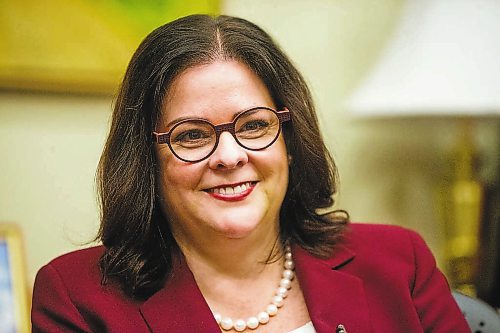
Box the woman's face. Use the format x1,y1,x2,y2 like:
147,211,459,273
155,60,289,245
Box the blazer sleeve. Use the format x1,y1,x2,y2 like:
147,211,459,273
31,263,92,333
408,230,471,333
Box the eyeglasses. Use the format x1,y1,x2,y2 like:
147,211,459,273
153,107,291,163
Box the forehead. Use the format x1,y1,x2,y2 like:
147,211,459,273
160,60,275,125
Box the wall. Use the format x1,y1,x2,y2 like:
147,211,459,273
0,0,498,288
0,93,109,286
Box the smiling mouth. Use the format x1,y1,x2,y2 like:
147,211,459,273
205,181,257,195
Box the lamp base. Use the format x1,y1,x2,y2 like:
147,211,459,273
441,120,482,296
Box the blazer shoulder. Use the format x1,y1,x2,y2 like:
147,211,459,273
39,246,104,285
346,223,423,249
47,245,103,268
34,245,135,314
347,222,417,237
341,223,431,269
33,248,148,331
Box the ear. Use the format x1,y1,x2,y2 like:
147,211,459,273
287,154,292,165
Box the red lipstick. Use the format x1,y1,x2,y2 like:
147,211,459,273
205,182,256,202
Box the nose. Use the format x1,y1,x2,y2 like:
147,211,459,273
208,132,249,170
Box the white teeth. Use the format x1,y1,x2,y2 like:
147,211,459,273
210,182,253,195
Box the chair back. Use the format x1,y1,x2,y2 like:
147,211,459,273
453,291,500,333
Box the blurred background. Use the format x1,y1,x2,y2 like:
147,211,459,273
0,0,499,328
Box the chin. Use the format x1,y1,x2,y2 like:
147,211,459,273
217,228,255,239
211,211,269,239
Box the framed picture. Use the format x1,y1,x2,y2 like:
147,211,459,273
0,224,30,333
0,0,219,95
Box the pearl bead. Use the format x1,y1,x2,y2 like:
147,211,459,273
277,286,288,298
267,303,279,316
234,319,246,331
220,317,233,330
247,317,259,329
214,245,295,331
280,278,291,289
283,269,294,280
258,311,270,324
272,295,284,308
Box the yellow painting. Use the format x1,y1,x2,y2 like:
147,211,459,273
0,0,219,94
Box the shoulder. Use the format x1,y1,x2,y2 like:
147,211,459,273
347,222,420,240
338,224,469,331
40,246,104,282
47,245,104,266
344,222,427,255
34,246,108,305
32,248,147,331
338,223,435,282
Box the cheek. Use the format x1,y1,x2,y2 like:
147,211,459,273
157,153,200,195
276,141,290,193
259,137,289,189
272,137,289,173
156,158,205,220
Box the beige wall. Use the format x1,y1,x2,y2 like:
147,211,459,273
1,0,498,288
0,93,109,286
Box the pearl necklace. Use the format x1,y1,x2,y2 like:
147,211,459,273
213,245,295,332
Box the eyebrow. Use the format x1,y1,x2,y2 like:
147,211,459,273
164,116,206,129
162,107,268,129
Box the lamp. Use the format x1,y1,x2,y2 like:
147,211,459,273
345,0,500,296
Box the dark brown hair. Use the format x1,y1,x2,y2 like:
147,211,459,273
96,14,348,300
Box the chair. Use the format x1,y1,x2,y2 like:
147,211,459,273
452,291,500,333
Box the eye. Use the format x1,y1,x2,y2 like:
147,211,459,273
172,129,213,147
175,130,204,141
239,120,270,132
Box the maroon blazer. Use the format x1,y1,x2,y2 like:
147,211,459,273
31,223,470,332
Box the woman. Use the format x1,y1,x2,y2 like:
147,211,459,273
31,15,469,332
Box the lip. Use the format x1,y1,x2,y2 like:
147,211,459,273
204,181,257,202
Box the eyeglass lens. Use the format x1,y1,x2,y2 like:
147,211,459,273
169,108,282,162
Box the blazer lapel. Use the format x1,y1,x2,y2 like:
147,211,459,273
139,241,372,333
139,258,220,333
293,243,373,333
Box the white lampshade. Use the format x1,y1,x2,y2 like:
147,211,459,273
346,0,500,117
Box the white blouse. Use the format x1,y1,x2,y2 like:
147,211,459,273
288,321,317,333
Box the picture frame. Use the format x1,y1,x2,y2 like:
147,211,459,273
0,0,219,95
0,224,30,333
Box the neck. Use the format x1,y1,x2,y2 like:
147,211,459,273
175,226,282,279
171,223,294,331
